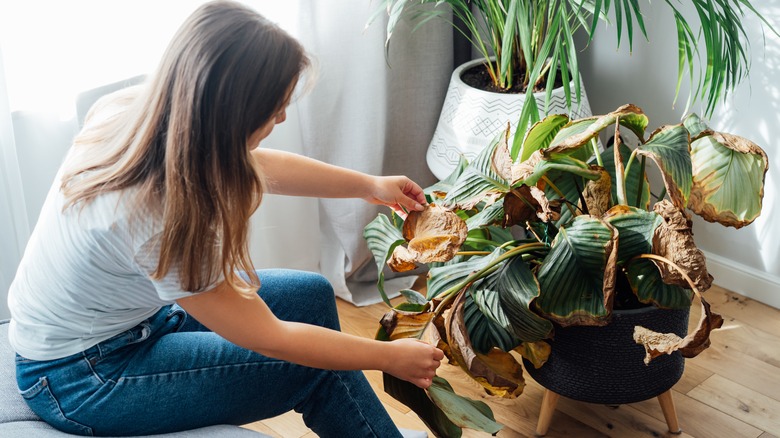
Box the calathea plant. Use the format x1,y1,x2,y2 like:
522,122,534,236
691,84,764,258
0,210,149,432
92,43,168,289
363,104,768,436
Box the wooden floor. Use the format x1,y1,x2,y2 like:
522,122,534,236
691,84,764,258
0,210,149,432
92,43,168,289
242,284,780,437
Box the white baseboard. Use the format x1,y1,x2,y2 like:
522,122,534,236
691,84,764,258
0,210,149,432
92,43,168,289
704,251,780,310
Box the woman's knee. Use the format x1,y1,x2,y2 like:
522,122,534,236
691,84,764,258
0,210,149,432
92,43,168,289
255,269,339,329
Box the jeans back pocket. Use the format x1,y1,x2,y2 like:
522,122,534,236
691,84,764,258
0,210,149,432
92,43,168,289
20,376,94,436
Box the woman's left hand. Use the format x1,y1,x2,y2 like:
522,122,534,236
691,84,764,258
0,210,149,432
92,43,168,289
365,176,427,219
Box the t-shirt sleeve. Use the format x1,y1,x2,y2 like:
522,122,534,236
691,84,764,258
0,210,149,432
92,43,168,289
132,233,223,301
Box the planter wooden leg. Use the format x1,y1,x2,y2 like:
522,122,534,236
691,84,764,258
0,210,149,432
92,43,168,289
535,389,560,436
657,390,682,434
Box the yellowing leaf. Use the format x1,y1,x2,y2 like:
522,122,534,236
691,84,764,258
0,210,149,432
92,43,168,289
514,341,551,369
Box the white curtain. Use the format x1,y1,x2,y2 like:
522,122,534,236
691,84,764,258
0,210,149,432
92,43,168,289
294,1,453,305
0,1,454,315
0,48,30,320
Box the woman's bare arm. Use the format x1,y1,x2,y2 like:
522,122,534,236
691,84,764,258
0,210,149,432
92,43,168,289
251,148,426,217
176,280,443,388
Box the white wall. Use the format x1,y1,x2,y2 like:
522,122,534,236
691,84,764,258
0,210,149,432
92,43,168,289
578,2,780,308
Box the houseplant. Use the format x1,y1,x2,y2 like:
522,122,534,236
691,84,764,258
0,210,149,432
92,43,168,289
363,104,768,436
371,0,773,178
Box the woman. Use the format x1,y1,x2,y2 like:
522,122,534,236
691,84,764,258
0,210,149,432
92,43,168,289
8,1,442,436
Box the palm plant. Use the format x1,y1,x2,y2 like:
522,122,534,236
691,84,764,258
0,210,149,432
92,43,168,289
372,0,774,152
363,104,768,436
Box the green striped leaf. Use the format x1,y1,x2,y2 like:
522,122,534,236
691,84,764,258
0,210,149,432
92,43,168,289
536,215,617,326
444,127,511,210
470,256,554,343
603,206,664,264
687,131,768,228
363,214,405,305
636,124,692,210
626,259,693,308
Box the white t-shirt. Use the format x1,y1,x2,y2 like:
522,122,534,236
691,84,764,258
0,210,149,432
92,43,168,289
8,93,216,361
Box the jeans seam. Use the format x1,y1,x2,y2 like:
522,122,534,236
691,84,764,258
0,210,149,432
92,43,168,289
114,360,289,384
82,355,105,385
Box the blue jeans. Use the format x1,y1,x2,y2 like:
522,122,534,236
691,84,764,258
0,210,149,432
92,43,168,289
16,269,402,437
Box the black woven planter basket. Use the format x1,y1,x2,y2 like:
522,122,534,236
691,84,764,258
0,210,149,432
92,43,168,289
524,305,690,405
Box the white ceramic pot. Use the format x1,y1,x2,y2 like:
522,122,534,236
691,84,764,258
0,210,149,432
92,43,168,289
426,59,594,180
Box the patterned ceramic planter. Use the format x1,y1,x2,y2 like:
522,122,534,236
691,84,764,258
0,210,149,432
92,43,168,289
426,58,593,180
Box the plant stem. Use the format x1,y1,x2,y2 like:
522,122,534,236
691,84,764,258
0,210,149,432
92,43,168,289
592,138,604,167
542,175,577,218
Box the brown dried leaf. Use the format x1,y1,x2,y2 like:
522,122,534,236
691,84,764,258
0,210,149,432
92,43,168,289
580,167,612,217
387,246,418,272
503,185,561,226
513,341,552,369
388,204,468,271
652,200,713,291
380,308,435,341
511,150,543,184
446,292,525,398
492,123,514,181
633,292,724,364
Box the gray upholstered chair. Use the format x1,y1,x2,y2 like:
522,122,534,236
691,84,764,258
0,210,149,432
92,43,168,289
0,320,266,437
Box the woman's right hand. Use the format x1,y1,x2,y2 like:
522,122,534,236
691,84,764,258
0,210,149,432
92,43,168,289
383,338,444,389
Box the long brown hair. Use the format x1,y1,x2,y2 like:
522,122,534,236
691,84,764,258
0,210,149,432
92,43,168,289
61,0,309,293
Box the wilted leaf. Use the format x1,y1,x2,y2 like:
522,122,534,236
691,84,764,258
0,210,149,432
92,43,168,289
652,200,713,292
388,204,468,270
511,150,543,184
633,290,723,364
447,292,526,399
544,104,648,156
379,307,435,340
387,246,418,272
503,185,561,226
492,123,513,181
688,131,768,228
514,341,551,369
580,167,611,217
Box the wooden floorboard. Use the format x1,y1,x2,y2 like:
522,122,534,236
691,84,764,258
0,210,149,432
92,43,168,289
244,283,780,437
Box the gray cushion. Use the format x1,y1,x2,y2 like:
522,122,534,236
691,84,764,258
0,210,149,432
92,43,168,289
0,321,39,424
0,320,265,437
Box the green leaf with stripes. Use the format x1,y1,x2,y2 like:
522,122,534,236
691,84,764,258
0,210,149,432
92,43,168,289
536,215,617,326
363,214,406,306
635,124,692,210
